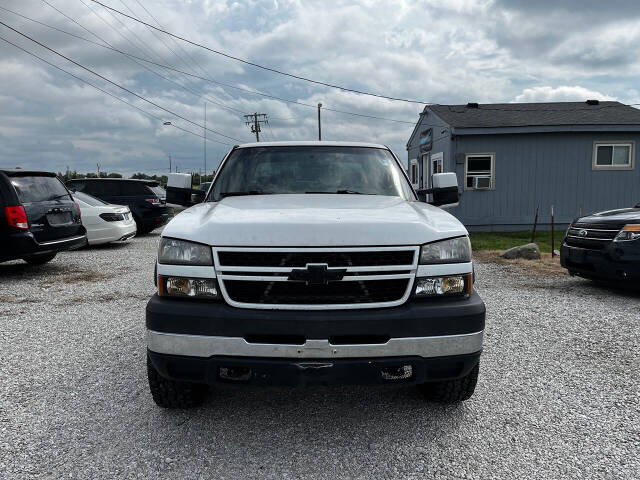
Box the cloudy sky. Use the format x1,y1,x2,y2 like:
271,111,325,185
1,0,639,176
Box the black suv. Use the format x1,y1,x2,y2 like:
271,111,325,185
1,169,86,264
66,179,172,234
561,204,640,284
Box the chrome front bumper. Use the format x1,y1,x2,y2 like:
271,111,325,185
146,329,484,359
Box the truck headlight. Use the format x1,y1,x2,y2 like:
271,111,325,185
419,236,471,264
158,238,213,265
614,225,640,242
159,276,219,299
414,274,472,297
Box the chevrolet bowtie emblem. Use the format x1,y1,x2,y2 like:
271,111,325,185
288,264,347,285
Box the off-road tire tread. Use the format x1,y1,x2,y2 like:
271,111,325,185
419,363,479,403
147,356,206,408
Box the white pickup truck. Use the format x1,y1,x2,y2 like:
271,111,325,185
146,141,485,408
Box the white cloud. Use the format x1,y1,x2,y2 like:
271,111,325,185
514,86,616,103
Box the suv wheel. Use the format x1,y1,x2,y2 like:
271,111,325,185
147,355,207,408
417,363,479,403
22,252,57,265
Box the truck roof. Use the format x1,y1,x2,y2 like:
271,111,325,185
236,141,389,149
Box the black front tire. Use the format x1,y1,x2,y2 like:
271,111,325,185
418,362,479,403
22,252,57,265
147,355,207,408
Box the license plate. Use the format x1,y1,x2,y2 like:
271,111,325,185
47,212,72,225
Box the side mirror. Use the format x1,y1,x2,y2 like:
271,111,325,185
166,173,204,207
416,172,459,208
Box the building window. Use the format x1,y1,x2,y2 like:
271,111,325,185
593,142,634,170
465,154,494,190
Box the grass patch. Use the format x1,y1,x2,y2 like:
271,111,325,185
469,230,563,254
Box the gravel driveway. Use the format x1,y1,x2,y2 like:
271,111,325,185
1,233,639,479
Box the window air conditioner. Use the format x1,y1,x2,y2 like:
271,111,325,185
473,176,491,189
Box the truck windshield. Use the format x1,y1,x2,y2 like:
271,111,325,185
210,146,413,201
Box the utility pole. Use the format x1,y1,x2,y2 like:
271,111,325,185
244,113,268,142
168,154,172,173
317,103,322,140
204,102,207,181
96,163,100,177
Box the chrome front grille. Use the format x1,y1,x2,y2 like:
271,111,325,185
213,246,418,310
565,223,622,249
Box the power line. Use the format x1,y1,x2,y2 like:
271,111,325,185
114,0,202,78
266,121,276,141
3,5,422,126
73,0,248,116
89,0,429,104
130,0,214,82
10,6,627,126
0,20,243,142
87,0,640,115
0,33,232,146
34,1,246,117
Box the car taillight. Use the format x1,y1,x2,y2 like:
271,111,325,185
75,201,82,220
145,198,160,205
99,212,125,222
5,206,29,230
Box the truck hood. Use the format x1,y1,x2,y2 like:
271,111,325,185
162,194,467,247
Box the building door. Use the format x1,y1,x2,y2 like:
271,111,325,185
421,153,430,189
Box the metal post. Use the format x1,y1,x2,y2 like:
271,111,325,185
168,154,171,173
551,205,555,257
254,112,259,142
531,205,539,243
317,103,322,140
204,102,207,182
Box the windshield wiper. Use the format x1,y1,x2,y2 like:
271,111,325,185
219,190,267,198
305,190,364,194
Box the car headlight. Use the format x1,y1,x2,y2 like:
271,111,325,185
614,225,640,242
420,236,471,264
158,238,213,265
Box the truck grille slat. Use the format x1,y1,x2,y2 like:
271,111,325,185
213,247,419,310
218,250,415,267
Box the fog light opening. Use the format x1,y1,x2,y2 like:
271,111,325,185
381,365,413,381
219,367,252,381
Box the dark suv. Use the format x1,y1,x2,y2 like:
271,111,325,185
1,169,86,264
66,179,172,234
561,204,640,284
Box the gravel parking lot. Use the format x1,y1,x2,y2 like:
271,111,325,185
1,233,639,479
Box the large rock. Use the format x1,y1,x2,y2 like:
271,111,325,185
500,243,541,260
